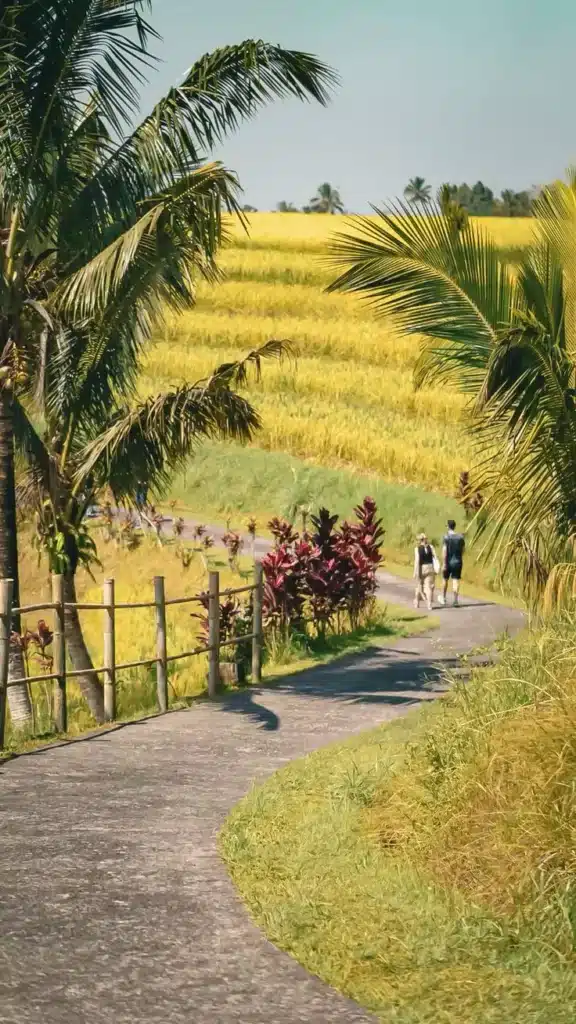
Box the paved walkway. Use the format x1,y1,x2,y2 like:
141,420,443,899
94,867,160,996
0,547,524,1023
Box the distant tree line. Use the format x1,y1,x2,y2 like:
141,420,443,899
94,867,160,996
248,177,541,217
442,181,532,217
404,176,535,216
276,183,345,214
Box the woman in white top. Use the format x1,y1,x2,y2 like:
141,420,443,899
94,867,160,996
413,532,439,611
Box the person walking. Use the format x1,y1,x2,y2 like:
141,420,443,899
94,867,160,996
413,532,439,611
439,519,465,607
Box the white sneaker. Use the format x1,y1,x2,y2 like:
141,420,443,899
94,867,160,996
438,594,445,606
413,599,420,610
453,596,459,607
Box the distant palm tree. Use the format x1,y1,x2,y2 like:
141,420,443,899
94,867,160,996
404,176,432,208
309,183,344,214
277,201,299,212
437,183,469,231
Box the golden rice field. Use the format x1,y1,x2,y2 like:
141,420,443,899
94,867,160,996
144,213,535,494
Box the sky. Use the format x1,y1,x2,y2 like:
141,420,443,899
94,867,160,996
139,0,576,213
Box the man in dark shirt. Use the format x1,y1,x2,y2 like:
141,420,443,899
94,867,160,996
439,519,465,607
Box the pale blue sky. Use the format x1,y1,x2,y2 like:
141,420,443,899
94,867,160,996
140,0,576,212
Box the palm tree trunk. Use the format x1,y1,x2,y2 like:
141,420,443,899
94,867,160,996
0,387,33,728
62,570,105,723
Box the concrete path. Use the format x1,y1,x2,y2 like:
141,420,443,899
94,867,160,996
0,543,524,1024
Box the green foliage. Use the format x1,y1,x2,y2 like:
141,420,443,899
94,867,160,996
441,181,533,217
328,174,576,598
437,183,469,232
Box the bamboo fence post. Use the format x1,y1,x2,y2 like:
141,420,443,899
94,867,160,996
252,561,264,684
154,576,168,712
0,579,14,749
51,574,67,734
103,578,116,722
208,570,220,698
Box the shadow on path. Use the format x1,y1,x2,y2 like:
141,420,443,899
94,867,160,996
215,641,459,731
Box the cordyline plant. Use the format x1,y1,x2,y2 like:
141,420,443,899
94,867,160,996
0,2,335,729
223,528,243,571
262,497,384,636
246,516,257,560
192,592,252,665
10,619,54,684
456,471,484,519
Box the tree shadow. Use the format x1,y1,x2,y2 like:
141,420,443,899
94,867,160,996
215,643,461,732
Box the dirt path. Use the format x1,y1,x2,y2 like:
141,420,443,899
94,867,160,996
0,528,524,1024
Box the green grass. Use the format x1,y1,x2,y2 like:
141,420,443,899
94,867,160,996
221,620,576,1023
169,440,520,603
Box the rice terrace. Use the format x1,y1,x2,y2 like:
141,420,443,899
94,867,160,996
2,3,576,1024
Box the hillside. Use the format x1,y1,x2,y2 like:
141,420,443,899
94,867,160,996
143,213,534,493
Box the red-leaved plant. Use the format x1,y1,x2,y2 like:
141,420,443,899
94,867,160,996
11,620,54,675
192,592,252,665
222,529,243,571
262,498,384,636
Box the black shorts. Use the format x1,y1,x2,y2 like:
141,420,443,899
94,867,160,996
443,561,462,581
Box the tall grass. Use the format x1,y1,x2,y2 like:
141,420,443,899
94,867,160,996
369,616,576,952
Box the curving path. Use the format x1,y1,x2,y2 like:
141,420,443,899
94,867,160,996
0,538,523,1024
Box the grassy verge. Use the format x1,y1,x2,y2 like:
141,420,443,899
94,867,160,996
4,528,430,755
221,619,576,1023
168,441,522,605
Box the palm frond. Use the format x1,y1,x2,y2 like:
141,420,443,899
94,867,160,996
55,161,239,320
61,40,337,250
26,1,156,138
74,382,260,500
208,338,296,387
533,171,576,364
46,163,242,439
0,1,157,225
327,201,518,394
464,408,576,603
12,398,57,505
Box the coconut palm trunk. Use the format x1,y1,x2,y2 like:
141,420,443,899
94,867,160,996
61,569,104,723
0,387,33,727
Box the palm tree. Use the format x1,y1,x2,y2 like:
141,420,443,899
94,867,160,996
309,183,344,214
277,201,299,212
0,1,336,728
404,176,432,208
437,183,469,232
327,174,576,600
20,337,288,722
